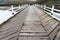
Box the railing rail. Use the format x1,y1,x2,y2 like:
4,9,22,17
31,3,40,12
0,4,28,25
36,4,60,21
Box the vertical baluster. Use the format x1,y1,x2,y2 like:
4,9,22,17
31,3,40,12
41,4,43,8
44,4,46,9
19,5,21,9
51,5,55,15
11,5,14,15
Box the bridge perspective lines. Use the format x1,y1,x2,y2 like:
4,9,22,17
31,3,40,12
20,6,47,36
0,5,60,40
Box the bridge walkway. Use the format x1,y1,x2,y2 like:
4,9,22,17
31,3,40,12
19,6,50,40
0,6,59,40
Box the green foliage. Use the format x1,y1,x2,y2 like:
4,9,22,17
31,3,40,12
37,0,60,4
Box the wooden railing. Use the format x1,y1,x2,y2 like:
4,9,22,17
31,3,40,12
0,4,28,25
36,4,60,21
0,4,28,40
36,4,60,40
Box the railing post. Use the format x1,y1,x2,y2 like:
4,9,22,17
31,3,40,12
41,4,43,8
39,4,41,8
21,5,24,8
51,5,55,13
11,5,13,11
19,5,20,9
44,4,46,9
11,5,14,15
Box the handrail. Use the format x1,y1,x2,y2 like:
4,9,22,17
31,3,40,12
46,7,60,13
0,4,28,25
54,9,60,12
46,7,52,9
37,4,60,21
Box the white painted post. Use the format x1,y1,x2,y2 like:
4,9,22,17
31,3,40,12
11,5,14,15
41,4,43,8
51,5,54,13
22,5,24,8
11,5,14,12
23,5,24,8
44,4,46,9
19,5,20,9
39,4,41,8
27,4,28,6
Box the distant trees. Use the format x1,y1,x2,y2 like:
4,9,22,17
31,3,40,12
37,0,60,4
1,0,60,5
36,0,60,6
36,0,60,9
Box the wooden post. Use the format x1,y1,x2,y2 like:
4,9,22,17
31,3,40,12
39,4,40,8
41,4,43,8
51,5,55,15
51,5,54,13
11,5,13,12
19,5,20,9
22,5,24,8
44,4,46,9
11,5,14,15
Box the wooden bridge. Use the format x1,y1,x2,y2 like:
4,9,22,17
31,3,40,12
0,5,60,40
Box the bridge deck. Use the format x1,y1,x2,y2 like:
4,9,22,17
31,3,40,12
19,6,50,40
20,6,47,35
0,6,59,40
